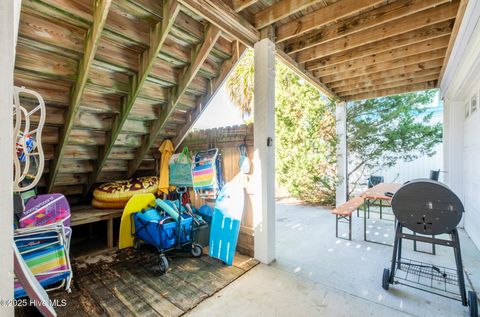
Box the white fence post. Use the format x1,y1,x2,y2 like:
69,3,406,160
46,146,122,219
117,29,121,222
336,101,348,206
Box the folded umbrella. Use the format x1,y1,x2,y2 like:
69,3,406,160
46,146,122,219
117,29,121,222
158,140,174,195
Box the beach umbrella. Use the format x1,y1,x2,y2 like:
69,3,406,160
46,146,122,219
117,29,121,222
158,140,174,195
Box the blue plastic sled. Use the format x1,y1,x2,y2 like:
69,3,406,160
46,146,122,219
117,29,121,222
209,181,244,265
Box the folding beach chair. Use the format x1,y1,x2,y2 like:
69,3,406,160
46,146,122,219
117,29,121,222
13,223,73,298
192,148,223,199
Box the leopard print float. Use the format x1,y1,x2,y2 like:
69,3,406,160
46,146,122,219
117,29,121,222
93,176,158,202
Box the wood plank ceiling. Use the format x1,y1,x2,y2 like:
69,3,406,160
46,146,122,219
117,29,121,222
15,0,246,199
15,0,465,199
229,0,464,102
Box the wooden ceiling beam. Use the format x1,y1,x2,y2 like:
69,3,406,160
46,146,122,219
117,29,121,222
344,81,438,102
327,59,444,89
310,35,450,76
439,0,469,85
276,0,385,43
304,20,454,71
177,0,259,46
173,41,247,148
284,0,450,55
337,74,440,97
333,67,442,94
128,24,222,177
47,0,112,193
295,1,459,64
85,0,181,193
232,0,258,12
118,0,227,48
319,48,447,83
25,0,232,60
254,0,323,29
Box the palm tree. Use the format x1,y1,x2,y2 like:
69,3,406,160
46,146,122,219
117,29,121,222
225,49,338,205
226,49,254,120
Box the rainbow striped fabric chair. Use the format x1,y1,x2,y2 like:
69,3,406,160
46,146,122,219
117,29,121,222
192,148,223,199
14,223,72,298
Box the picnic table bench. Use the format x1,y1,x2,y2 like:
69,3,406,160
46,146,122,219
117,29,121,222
70,205,123,248
332,183,402,241
331,196,364,240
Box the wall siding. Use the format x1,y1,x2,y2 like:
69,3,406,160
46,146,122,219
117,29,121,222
441,0,480,249
462,75,480,248
377,144,443,184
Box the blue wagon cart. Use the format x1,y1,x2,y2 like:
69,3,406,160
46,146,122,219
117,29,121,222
130,203,203,274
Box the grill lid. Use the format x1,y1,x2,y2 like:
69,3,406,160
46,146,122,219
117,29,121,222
391,179,464,235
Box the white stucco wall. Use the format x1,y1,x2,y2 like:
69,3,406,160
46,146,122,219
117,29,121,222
441,0,480,249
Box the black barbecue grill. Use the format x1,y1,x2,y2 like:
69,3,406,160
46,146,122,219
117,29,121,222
382,179,478,317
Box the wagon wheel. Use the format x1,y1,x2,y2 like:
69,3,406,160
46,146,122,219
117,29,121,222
158,255,169,274
191,243,203,258
469,291,478,317
382,268,390,291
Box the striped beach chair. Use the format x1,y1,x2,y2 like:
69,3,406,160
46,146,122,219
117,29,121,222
14,223,72,298
192,148,223,199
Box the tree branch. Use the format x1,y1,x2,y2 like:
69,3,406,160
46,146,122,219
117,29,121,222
347,159,366,177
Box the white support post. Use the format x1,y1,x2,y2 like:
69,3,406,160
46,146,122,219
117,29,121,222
14,0,21,50
443,98,464,199
253,38,276,264
0,0,19,312
336,101,348,207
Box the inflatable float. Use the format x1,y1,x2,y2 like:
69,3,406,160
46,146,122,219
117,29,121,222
92,176,158,209
92,199,128,210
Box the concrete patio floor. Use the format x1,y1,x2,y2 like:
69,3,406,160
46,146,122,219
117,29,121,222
187,199,480,317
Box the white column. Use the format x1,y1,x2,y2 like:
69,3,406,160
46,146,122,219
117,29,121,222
0,0,18,313
336,101,348,206
14,0,21,50
253,38,276,264
443,98,464,199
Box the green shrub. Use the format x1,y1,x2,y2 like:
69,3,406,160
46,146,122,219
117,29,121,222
227,50,338,205
227,50,442,206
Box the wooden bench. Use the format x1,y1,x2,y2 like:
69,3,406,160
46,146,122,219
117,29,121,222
70,205,123,248
331,196,365,240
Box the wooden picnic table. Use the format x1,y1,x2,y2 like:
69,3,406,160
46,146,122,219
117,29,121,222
360,183,402,244
361,183,403,201
361,182,402,219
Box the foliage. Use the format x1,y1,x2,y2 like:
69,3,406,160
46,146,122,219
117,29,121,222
226,49,338,205
226,50,255,120
275,67,337,205
225,50,443,204
347,90,443,194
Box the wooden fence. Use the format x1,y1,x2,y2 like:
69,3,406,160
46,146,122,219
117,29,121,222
180,124,254,256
